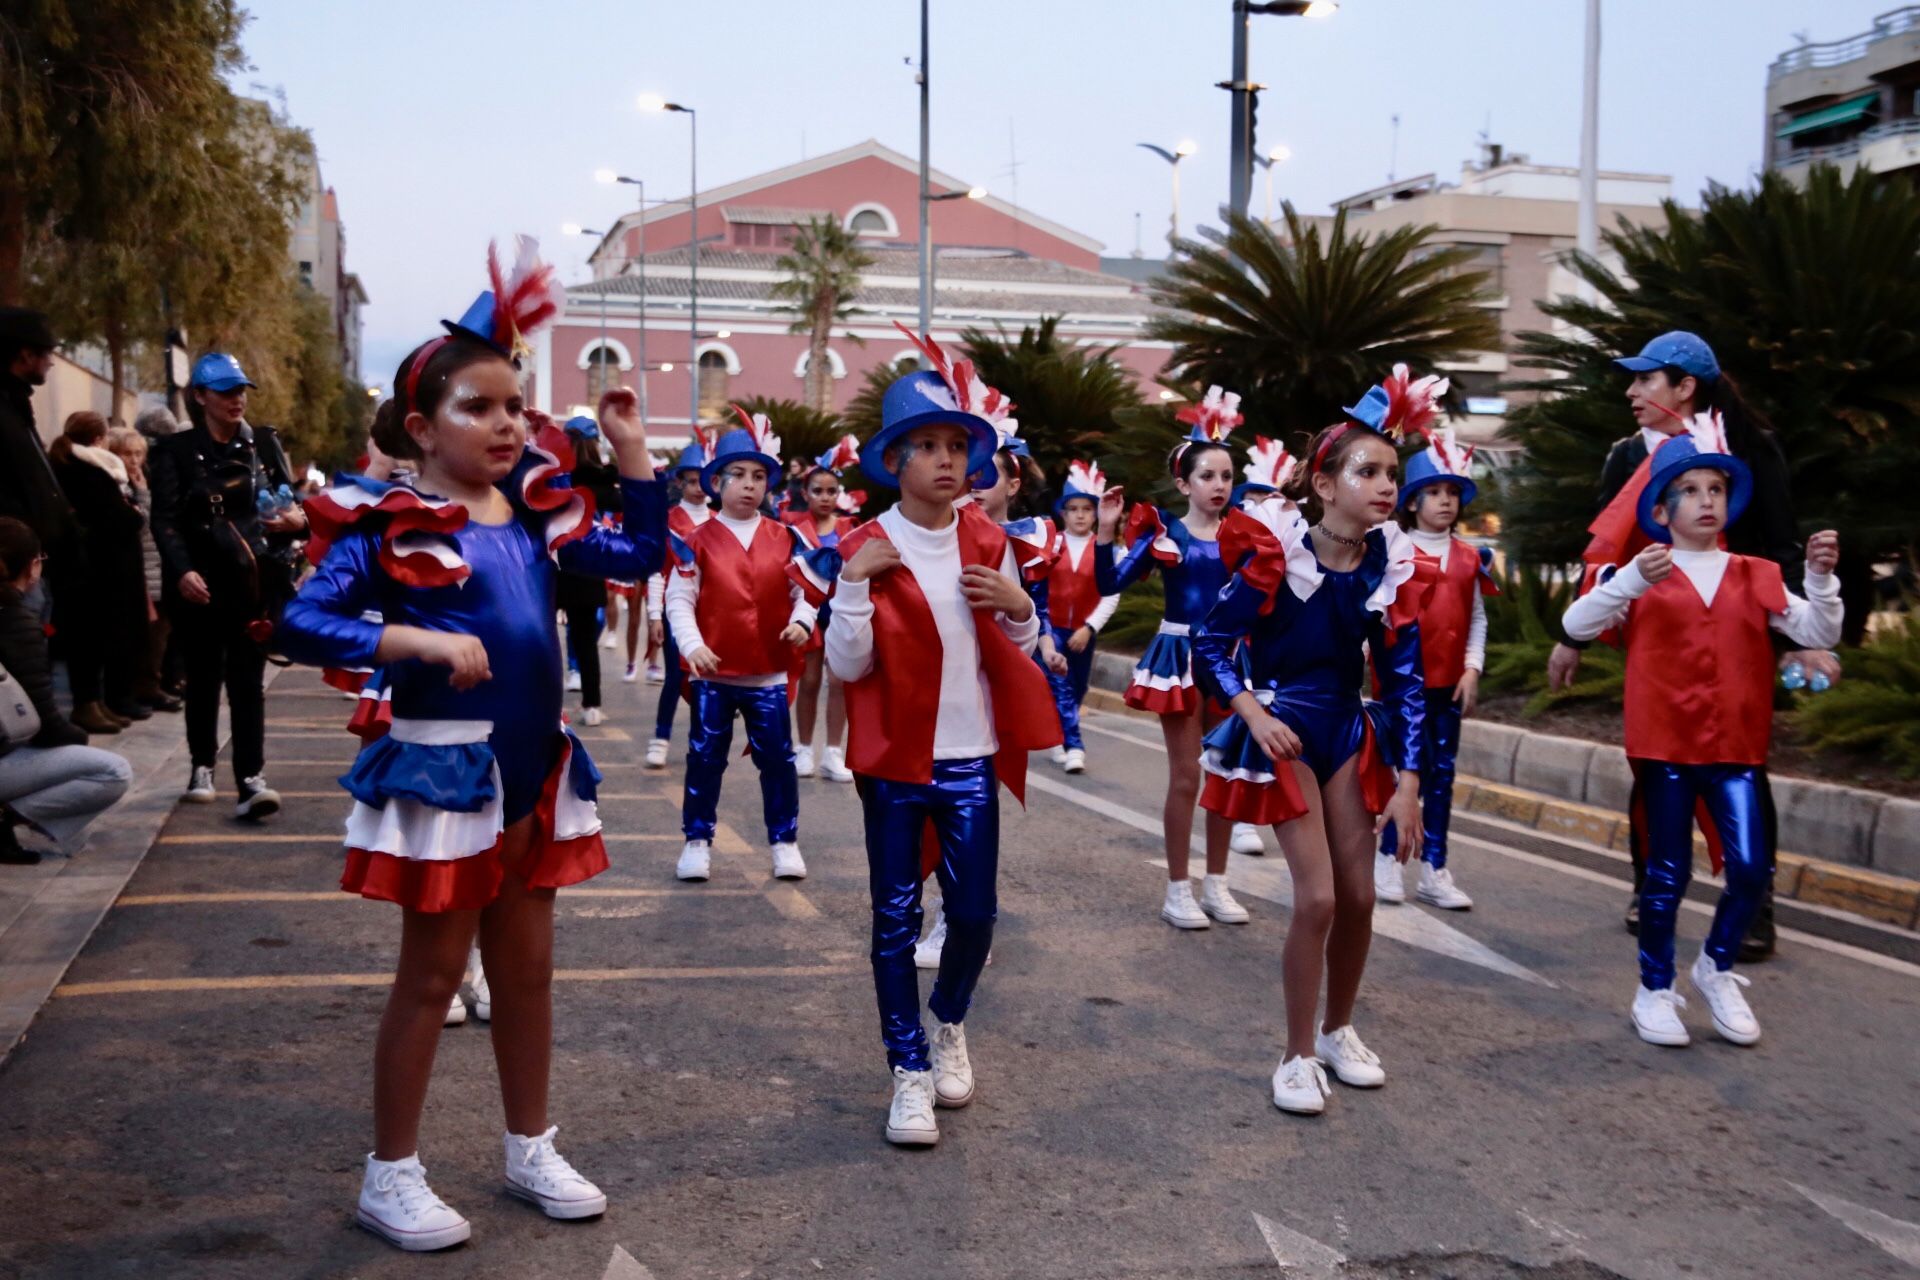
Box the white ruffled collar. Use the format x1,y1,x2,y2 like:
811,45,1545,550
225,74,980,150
1282,515,1417,619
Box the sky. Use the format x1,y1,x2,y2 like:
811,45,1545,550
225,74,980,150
229,0,1883,391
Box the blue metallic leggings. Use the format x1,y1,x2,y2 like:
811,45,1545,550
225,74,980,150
860,757,999,1072
681,680,798,844
1379,686,1462,867
654,629,683,741
1042,624,1095,751
1637,760,1769,989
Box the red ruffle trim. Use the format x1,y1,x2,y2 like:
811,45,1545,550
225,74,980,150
1200,772,1308,826
347,695,391,742
323,666,370,694
1125,680,1201,715
1124,503,1179,565
1356,717,1399,816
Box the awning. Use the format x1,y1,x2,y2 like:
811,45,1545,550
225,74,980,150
1775,93,1878,139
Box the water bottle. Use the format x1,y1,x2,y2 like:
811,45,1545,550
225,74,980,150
1780,659,1806,691
1810,652,1836,693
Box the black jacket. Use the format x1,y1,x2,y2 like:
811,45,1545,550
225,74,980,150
1596,426,1800,573
52,448,147,612
148,422,294,605
0,585,87,751
0,373,77,554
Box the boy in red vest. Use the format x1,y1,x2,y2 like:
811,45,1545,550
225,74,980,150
1374,426,1496,911
1562,414,1839,1049
665,409,816,883
825,355,1059,1148
1044,461,1120,774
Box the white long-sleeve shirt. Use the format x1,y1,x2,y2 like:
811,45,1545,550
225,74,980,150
825,506,1041,759
665,511,816,688
1059,531,1120,633
1562,551,1842,649
1409,528,1487,672
646,500,712,614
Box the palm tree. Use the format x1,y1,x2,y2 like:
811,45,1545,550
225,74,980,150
1146,208,1500,448
1499,165,1920,630
957,316,1145,489
770,215,875,413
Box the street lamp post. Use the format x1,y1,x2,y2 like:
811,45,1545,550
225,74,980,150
1224,0,1336,221
924,186,987,333
562,223,609,401
916,0,931,347
1137,140,1197,243
639,94,698,426
1253,144,1291,224
598,170,653,419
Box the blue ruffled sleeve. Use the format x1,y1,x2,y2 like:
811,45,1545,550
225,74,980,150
279,532,387,670
557,475,669,581
1096,533,1157,596
1194,574,1267,704
1370,615,1425,774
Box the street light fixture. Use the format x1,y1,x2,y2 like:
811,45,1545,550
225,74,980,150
1138,140,1197,244
1252,143,1291,224
1225,0,1336,221
592,169,660,418
638,93,699,426
923,185,990,319
564,223,616,399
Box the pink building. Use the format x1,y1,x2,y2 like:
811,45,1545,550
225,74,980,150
527,139,1167,443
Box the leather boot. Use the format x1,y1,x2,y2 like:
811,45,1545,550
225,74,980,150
1623,893,1640,936
1738,887,1777,963
71,702,123,734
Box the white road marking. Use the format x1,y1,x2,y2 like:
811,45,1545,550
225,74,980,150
601,1244,658,1280
1023,772,1554,987
1079,718,1166,752
1791,1183,1920,1267
1451,833,1920,981
1252,1213,1346,1275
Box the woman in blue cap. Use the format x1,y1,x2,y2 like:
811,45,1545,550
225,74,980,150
643,431,714,769
148,350,304,819
1547,330,1810,959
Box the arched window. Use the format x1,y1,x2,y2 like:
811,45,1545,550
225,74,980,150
698,350,730,420
586,347,621,402
845,202,899,237
792,348,849,380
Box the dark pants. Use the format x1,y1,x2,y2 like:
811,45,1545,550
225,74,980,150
860,758,999,1072
1379,686,1463,868
1636,761,1770,989
1042,624,1095,751
654,629,683,742
172,598,265,783
562,601,602,708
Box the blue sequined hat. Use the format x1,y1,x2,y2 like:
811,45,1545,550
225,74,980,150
1635,413,1752,544
701,406,783,498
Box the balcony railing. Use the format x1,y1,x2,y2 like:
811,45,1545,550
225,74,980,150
1769,5,1920,79
1774,116,1920,168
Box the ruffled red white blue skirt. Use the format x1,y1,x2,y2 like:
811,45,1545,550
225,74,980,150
1198,691,1399,826
1124,622,1203,715
337,717,607,912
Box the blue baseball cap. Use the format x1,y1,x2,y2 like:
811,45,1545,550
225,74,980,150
190,352,255,392
564,414,599,439
1613,331,1719,382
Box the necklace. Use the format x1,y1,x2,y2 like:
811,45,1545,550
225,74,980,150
1314,522,1365,550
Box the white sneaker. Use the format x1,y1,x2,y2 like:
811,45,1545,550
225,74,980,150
821,747,854,783
580,706,604,727
644,737,669,769
183,765,216,803
1230,823,1264,855
1689,952,1760,1045
1161,879,1210,930
1416,862,1473,910
599,628,618,649
1631,985,1691,1047
1374,853,1407,904
1271,1055,1332,1115
1315,1024,1386,1087
914,912,948,970
1050,746,1067,766
1200,876,1250,924
929,1020,975,1108
504,1126,607,1219
676,839,711,882
622,662,639,683
469,965,491,1023
356,1154,471,1251
443,991,467,1026
885,1067,939,1146
1062,748,1086,774
794,744,817,778
771,841,807,880
565,670,582,692
235,775,280,821
644,662,665,684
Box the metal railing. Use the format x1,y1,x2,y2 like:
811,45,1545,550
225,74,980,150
1775,116,1920,168
1769,6,1920,78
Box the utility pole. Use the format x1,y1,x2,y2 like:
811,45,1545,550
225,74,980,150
916,0,932,350
1577,0,1601,259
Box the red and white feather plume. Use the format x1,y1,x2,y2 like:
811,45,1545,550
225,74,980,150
1678,409,1731,457
1065,460,1107,498
1378,363,1450,440
485,236,563,360
817,433,861,472
1243,436,1297,491
890,320,1017,432
730,404,784,465
1176,386,1245,443
1420,425,1475,477
836,488,866,516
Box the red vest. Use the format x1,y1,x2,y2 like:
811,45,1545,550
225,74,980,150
1623,555,1787,766
1412,537,1490,688
680,517,795,678
780,510,857,546
837,514,1060,802
666,504,708,540
1047,536,1102,632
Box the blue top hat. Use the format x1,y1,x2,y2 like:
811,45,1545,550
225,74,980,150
1230,481,1278,507
1054,461,1106,516
190,352,255,392
443,291,509,355
701,428,781,498
669,439,709,476
1399,441,1478,508
1636,427,1751,544
1613,330,1720,383
860,369,998,487
1341,383,1391,432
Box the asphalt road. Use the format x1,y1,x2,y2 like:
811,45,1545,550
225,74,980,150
1,664,1915,1280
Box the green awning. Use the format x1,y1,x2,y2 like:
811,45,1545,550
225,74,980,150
1776,93,1878,139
